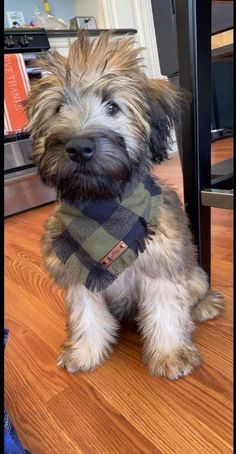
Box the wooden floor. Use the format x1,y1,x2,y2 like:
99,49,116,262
5,139,233,454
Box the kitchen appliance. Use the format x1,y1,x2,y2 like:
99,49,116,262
4,28,56,217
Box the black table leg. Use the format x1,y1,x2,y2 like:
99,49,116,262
175,0,212,279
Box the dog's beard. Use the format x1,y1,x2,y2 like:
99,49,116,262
34,133,146,201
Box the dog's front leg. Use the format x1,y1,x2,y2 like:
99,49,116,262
57,284,119,373
137,278,201,380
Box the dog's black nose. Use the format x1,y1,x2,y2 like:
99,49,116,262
66,137,95,161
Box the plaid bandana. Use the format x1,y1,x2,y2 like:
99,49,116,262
46,174,162,292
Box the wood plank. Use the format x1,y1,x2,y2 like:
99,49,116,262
211,29,233,49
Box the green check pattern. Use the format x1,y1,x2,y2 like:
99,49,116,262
46,174,163,292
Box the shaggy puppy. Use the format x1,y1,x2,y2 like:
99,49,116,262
25,31,223,379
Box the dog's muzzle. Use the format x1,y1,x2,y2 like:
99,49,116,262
66,137,96,161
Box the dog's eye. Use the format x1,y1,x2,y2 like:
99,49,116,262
106,102,119,116
55,104,62,114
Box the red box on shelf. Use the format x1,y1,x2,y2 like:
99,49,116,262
4,54,30,135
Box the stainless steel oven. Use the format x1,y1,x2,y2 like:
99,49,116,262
4,29,57,217
5,134,56,217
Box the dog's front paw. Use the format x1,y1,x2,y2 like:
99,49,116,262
146,344,201,380
57,339,112,373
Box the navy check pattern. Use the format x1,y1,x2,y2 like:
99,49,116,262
49,174,162,291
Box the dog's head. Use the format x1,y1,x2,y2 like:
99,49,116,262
25,31,183,200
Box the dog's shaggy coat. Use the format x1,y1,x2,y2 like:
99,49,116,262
25,32,223,379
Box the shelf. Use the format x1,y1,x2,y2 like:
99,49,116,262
201,188,233,209
4,28,137,40
46,28,137,38
211,158,233,177
212,43,233,60
4,28,137,53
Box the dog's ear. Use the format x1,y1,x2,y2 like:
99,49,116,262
145,79,185,163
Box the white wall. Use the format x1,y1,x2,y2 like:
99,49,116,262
74,0,165,79
4,0,75,27
75,0,105,27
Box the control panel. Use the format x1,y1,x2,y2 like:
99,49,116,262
4,28,50,53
